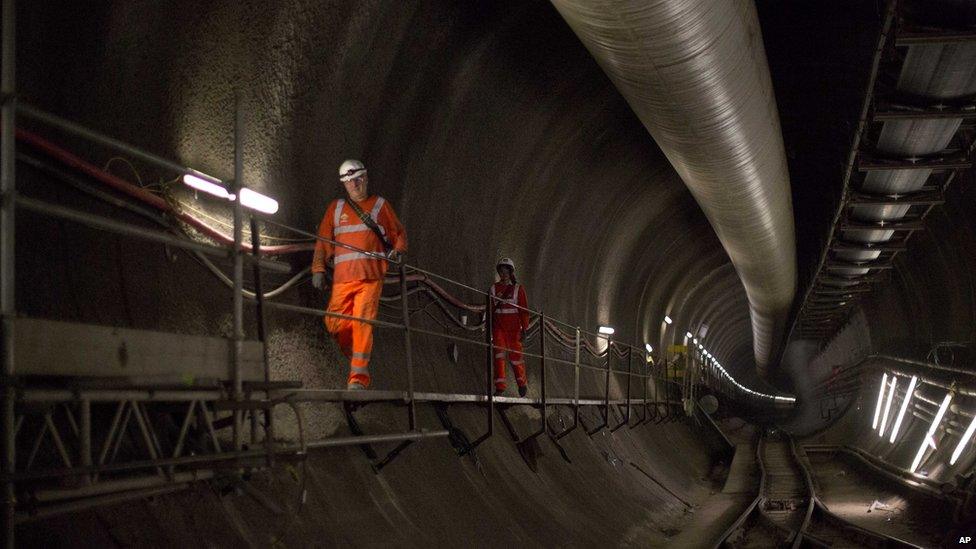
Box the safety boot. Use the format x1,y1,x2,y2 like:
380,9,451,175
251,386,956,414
518,385,528,398
347,382,366,391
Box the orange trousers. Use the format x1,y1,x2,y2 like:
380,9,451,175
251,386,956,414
325,279,383,387
493,329,526,390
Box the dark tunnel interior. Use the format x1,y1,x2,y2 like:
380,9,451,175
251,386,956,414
2,0,976,546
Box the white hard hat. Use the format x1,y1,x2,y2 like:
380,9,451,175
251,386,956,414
496,257,515,271
339,159,367,182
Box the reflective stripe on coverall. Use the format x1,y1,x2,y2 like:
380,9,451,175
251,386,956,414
311,195,407,387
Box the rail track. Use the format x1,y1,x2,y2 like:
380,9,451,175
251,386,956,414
713,430,920,548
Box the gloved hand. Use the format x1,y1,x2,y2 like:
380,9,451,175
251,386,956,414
387,249,403,263
312,272,325,290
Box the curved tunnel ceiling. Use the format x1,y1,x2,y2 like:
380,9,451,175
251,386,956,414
10,0,976,544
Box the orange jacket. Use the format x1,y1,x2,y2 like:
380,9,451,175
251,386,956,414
490,282,529,331
311,195,407,282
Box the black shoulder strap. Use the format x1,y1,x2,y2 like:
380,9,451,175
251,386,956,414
347,198,393,252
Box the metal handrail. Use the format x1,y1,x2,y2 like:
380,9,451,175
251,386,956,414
255,203,653,361
15,103,770,408
10,103,688,471
12,103,773,440
11,102,664,366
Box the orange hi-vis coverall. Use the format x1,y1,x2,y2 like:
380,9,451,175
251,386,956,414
490,281,529,391
311,195,407,388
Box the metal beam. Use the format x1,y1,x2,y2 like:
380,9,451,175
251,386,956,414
807,304,856,312
872,104,976,121
306,430,449,450
816,275,881,285
826,259,894,270
857,154,971,171
231,98,244,451
839,219,926,231
813,286,873,294
846,191,944,206
808,300,853,306
829,242,907,253
15,196,289,272
809,293,860,301
801,311,848,321
13,317,264,381
895,30,976,46
801,309,845,317
800,317,841,324
805,304,853,312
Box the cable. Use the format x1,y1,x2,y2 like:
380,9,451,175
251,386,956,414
103,156,147,188
17,127,313,255
20,128,693,374
189,250,310,299
180,200,313,243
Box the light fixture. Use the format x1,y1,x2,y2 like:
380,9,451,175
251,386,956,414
664,315,673,325
878,376,897,437
889,376,917,443
183,173,234,200
598,325,615,336
685,331,693,339
693,338,699,345
239,187,279,214
183,173,279,214
645,343,653,353
910,392,952,473
950,413,976,465
872,373,887,430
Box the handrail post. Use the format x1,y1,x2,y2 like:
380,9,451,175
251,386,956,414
485,294,494,438
249,216,274,465
400,262,416,431
573,327,581,432
659,356,670,424
625,346,632,424
604,337,612,427
659,353,667,423
667,354,675,422
641,351,649,424
539,312,546,434
231,96,245,451
1,0,15,544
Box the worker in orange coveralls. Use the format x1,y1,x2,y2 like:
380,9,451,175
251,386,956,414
489,258,530,397
311,159,407,390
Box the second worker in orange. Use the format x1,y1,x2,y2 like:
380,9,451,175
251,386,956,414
489,257,530,397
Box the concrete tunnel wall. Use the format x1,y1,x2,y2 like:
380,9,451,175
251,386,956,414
12,0,757,545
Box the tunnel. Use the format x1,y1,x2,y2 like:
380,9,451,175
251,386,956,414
2,0,976,546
